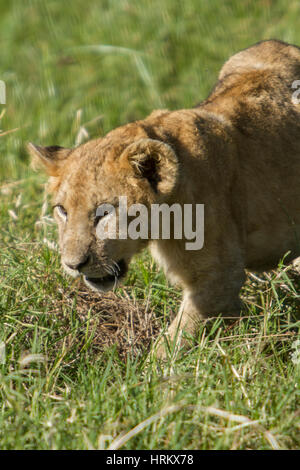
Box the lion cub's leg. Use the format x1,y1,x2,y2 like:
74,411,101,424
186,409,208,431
155,266,246,359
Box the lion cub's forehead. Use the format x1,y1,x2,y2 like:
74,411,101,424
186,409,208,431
59,169,108,207
54,156,123,212
51,124,147,208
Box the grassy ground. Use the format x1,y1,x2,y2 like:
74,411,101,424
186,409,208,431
0,0,300,450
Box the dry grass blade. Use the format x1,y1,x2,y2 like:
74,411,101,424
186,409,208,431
108,404,183,450
200,406,281,449
108,403,281,450
0,127,19,137
216,342,251,407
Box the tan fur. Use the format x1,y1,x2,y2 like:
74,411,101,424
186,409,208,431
29,40,300,356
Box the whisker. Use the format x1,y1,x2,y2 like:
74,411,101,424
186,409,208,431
112,259,121,274
105,265,114,276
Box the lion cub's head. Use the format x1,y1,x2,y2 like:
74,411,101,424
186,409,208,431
28,124,178,292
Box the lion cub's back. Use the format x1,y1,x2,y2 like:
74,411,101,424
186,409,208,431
219,39,300,81
205,40,300,269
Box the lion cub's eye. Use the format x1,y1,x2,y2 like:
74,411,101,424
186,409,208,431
54,205,68,222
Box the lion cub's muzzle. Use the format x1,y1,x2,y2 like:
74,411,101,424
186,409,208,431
83,258,128,292
63,255,128,293
64,255,90,272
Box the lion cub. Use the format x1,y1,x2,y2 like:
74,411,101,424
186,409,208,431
29,40,300,356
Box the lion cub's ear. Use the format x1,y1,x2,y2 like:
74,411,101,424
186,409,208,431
27,143,72,176
120,138,179,195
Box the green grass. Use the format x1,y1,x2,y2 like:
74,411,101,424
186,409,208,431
0,0,300,450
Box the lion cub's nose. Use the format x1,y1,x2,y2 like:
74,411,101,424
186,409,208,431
65,255,90,272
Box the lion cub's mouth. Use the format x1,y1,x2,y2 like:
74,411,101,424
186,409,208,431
84,259,127,293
